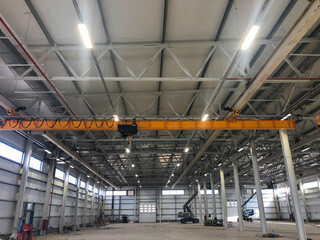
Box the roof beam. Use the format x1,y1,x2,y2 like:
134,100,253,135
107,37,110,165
216,130,320,186
234,0,320,110
72,0,115,113
24,0,96,116
42,131,117,188
172,0,320,188
26,38,319,52
1,76,319,83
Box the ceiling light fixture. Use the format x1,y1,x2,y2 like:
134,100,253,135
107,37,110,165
241,25,260,50
177,163,180,167
87,175,90,178
70,165,74,169
301,147,310,152
138,180,140,183
131,164,135,167
78,23,92,49
184,147,190,153
218,163,222,166
171,174,174,177
45,149,52,154
281,113,291,120
113,114,119,122
135,174,138,177
125,148,130,153
201,114,209,121
238,147,244,152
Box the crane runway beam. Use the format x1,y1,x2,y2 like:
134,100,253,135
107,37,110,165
0,119,295,131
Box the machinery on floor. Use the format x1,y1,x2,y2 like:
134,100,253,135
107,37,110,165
204,215,224,227
17,202,35,240
241,192,256,222
178,190,199,224
241,184,275,222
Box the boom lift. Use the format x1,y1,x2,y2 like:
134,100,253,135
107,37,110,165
241,192,256,222
177,190,200,224
241,184,274,222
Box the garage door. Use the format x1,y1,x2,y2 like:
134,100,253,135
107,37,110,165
139,202,156,222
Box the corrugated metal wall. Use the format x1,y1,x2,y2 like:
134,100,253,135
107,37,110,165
0,132,101,234
276,179,320,221
103,185,279,222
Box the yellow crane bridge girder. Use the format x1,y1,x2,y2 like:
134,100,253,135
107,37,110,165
0,119,296,131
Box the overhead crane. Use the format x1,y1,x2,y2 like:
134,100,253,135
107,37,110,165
0,118,296,131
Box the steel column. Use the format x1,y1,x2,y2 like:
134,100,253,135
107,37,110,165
317,176,320,205
40,159,55,235
279,129,307,240
83,179,89,227
299,181,309,222
220,168,228,228
159,187,162,223
203,180,209,221
197,183,203,224
102,186,106,218
232,161,244,231
59,165,70,233
134,186,137,222
73,174,81,228
250,140,267,234
90,183,96,226
209,173,217,218
119,194,121,220
12,140,32,233
189,186,194,215
273,188,281,220
193,185,198,218
285,183,293,219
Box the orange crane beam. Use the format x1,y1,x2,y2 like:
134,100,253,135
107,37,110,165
0,119,295,131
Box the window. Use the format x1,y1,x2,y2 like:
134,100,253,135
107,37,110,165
200,190,212,194
68,175,77,185
246,189,253,195
140,203,156,213
128,190,134,196
55,168,65,180
162,190,184,195
105,190,127,196
303,181,318,190
200,190,218,194
80,180,86,188
88,184,93,192
0,141,23,163
95,188,99,194
29,157,42,171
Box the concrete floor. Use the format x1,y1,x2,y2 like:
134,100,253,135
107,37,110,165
37,221,320,240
